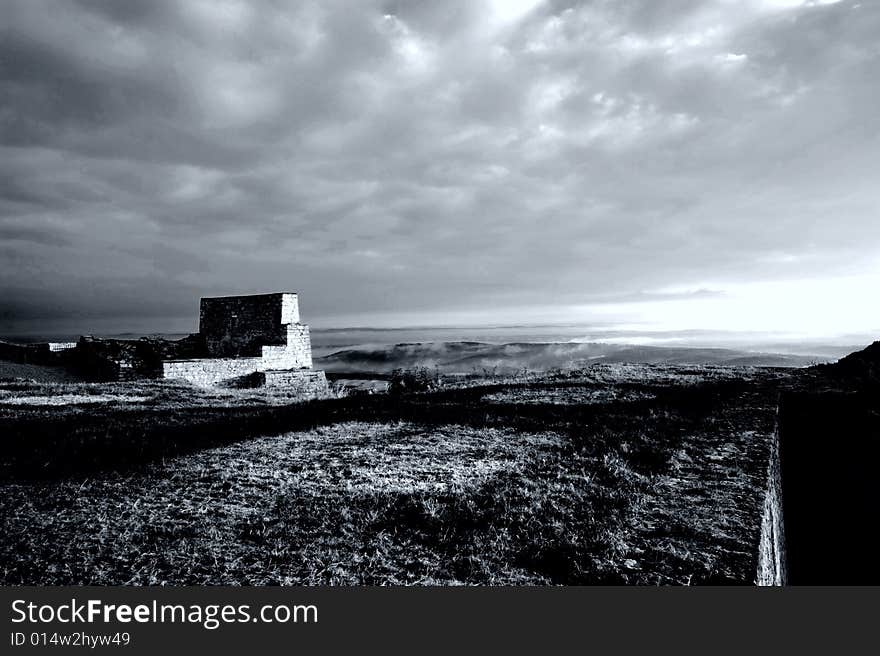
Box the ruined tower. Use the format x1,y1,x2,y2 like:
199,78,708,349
162,292,327,392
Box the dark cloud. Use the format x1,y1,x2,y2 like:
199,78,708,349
1,0,878,334
0,225,69,247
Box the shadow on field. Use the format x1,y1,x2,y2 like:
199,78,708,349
0,380,735,480
778,390,880,584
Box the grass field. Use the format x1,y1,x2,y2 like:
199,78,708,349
0,364,794,584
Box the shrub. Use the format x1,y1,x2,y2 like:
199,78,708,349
388,367,441,395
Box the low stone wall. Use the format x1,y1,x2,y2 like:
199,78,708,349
163,358,330,393
263,369,329,397
162,357,262,387
757,418,786,585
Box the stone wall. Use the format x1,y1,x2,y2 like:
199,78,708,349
163,359,329,393
162,357,263,387
263,369,329,397
74,335,207,381
200,293,299,357
757,419,786,586
261,325,312,369
159,292,322,388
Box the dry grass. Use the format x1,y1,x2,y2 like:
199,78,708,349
482,385,656,405
0,378,330,411
0,365,789,585
0,361,84,383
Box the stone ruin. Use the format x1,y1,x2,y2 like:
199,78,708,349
162,292,327,391
2,292,328,395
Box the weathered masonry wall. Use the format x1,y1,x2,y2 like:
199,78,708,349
162,361,329,393
200,293,299,357
163,358,263,387
757,416,787,586
261,325,312,370
263,369,328,397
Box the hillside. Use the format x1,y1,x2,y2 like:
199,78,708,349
0,360,85,383
316,341,823,375
821,340,880,384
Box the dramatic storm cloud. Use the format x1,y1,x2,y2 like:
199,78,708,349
1,0,879,335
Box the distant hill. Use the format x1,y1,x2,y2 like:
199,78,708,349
316,341,825,374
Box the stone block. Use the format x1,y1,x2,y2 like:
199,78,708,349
263,369,329,397
162,357,263,387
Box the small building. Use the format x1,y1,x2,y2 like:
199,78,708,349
161,292,327,392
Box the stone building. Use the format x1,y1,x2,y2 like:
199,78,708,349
1,292,327,394
161,292,327,392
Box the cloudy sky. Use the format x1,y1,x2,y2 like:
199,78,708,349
1,0,879,338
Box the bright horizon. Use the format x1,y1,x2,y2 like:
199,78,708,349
3,271,880,350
